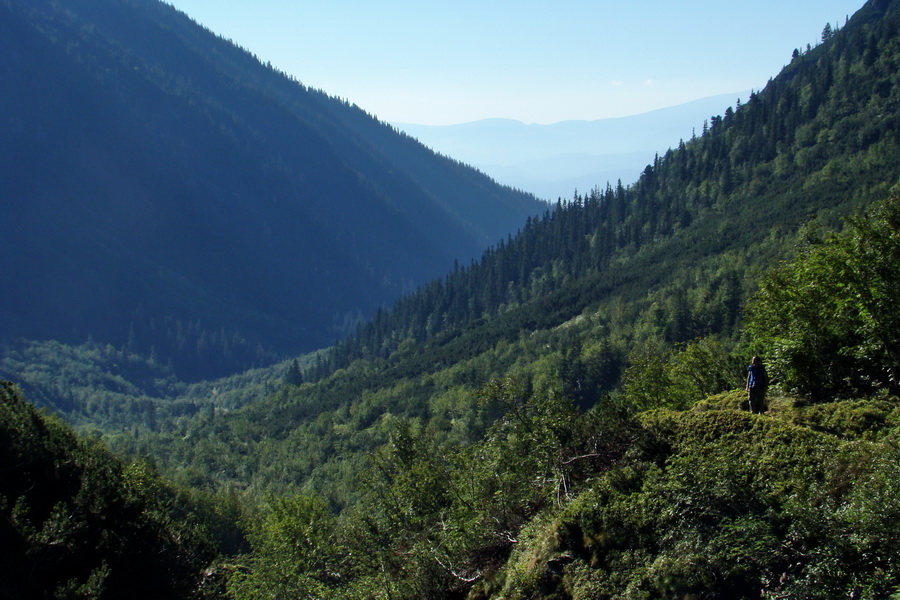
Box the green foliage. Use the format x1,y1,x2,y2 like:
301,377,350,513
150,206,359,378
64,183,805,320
745,196,900,399
469,376,581,529
222,375,640,599
0,337,283,436
0,381,217,600
621,336,745,410
785,397,900,439
495,406,900,599
228,495,345,600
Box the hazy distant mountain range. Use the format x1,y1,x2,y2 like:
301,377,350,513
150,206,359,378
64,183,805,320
396,92,750,200
0,0,544,378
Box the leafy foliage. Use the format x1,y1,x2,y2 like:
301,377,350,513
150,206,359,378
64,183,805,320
745,196,900,399
0,338,282,433
0,381,217,600
227,495,346,600
495,407,900,600
621,336,745,411
226,377,638,600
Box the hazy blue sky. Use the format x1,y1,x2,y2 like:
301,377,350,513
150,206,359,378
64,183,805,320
167,0,865,125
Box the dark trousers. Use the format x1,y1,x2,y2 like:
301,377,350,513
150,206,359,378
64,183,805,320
748,387,766,414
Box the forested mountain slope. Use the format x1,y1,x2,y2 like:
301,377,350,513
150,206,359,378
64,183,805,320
3,0,900,598
321,0,899,376
80,0,899,495
0,381,220,599
0,0,543,380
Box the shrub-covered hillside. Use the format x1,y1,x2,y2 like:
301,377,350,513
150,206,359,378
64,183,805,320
0,381,218,600
94,0,900,503
222,197,900,599
490,398,900,599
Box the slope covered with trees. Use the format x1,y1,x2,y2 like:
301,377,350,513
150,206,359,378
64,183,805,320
327,0,899,374
12,0,898,497
0,381,219,599
4,0,900,598
0,0,543,380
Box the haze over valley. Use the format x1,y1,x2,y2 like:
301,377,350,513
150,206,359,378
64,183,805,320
395,92,750,200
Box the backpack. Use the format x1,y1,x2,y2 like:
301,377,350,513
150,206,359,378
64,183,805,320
748,364,767,389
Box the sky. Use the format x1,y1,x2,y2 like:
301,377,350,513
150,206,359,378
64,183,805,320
166,0,866,126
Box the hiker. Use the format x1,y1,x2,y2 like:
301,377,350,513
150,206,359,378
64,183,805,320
746,356,768,414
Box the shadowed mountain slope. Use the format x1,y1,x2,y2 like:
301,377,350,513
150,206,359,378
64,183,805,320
0,0,543,379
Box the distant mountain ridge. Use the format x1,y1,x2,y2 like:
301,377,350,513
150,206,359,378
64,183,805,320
0,0,544,379
395,92,749,199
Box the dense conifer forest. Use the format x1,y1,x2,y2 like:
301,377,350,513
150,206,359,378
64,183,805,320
0,0,543,379
3,0,900,598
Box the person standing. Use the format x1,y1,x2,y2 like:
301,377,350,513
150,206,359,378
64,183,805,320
746,356,768,414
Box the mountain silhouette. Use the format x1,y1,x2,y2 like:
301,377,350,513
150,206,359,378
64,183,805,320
396,92,750,200
0,0,544,378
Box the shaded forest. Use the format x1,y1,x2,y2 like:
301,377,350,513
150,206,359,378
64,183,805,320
0,0,543,379
0,381,220,599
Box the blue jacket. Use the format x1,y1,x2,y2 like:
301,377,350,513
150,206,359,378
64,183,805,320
748,364,767,389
